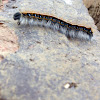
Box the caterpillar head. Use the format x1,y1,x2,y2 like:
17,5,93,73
13,12,21,20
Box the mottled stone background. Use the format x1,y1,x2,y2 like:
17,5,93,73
0,0,100,100
83,0,100,31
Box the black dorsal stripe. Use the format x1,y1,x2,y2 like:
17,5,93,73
21,12,93,37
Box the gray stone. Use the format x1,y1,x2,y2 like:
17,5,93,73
0,0,100,100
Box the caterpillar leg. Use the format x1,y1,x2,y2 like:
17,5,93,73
17,21,20,25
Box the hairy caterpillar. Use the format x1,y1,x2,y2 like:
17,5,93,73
13,12,93,40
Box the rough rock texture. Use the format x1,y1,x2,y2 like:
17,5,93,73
0,0,100,100
19,0,98,33
0,0,18,62
83,0,100,30
0,24,18,62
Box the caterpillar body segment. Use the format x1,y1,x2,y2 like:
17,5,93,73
13,12,93,40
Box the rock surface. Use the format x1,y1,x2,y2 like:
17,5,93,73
0,0,100,100
83,0,100,30
0,24,18,62
0,0,18,62
19,0,97,33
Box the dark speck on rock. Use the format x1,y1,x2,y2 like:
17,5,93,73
29,59,34,62
36,41,41,44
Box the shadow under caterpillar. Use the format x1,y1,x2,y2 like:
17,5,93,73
13,12,93,40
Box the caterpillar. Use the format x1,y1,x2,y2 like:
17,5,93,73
13,12,93,40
